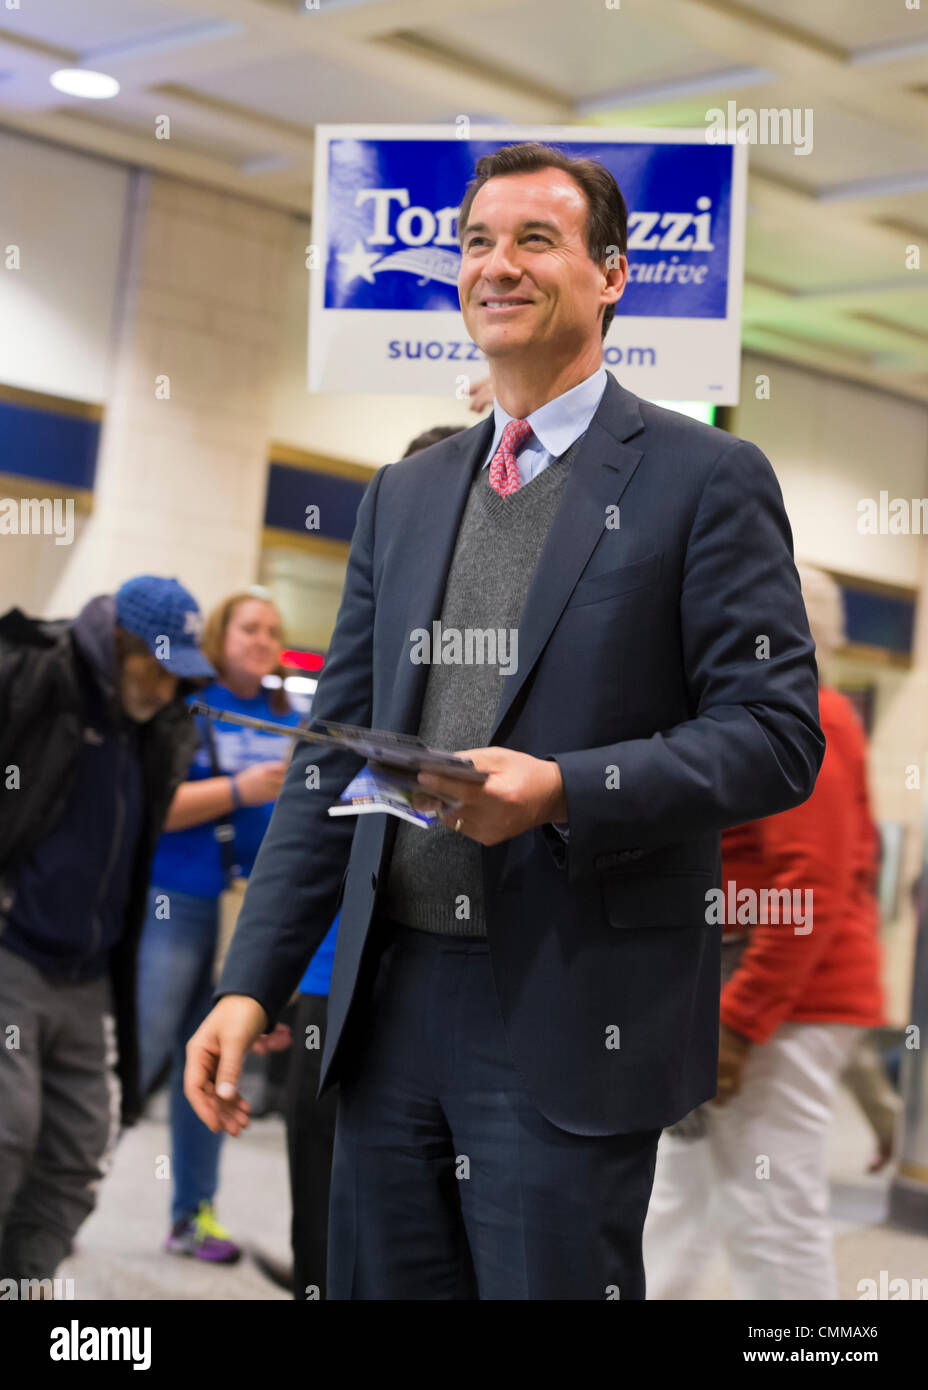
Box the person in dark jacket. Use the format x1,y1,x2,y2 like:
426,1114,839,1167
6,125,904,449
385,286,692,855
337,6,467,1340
0,575,215,1285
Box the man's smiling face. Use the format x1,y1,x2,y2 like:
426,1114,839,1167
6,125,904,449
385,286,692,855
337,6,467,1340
458,168,614,361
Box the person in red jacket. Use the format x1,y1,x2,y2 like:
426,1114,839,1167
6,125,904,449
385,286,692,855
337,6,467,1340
643,564,887,1300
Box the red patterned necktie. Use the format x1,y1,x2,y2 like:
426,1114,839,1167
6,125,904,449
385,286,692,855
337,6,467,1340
488,418,532,497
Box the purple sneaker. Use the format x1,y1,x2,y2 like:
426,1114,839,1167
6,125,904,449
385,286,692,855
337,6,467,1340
164,1201,241,1264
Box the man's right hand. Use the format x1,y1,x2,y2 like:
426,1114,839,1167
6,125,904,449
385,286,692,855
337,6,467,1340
184,995,269,1135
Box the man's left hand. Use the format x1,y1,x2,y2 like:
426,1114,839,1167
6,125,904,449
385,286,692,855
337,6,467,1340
413,747,566,845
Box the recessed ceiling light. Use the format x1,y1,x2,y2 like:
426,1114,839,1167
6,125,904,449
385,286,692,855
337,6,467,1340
50,69,120,100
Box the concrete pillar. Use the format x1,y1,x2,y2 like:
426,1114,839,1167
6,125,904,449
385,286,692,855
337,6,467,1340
47,170,293,617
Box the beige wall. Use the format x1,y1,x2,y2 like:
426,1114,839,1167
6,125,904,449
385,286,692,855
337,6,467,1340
0,130,129,404
734,353,928,590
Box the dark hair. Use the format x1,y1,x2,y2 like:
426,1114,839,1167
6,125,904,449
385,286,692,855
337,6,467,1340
402,425,467,458
113,625,154,661
113,624,208,701
457,141,627,341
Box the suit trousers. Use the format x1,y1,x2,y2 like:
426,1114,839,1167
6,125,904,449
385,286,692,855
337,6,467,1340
327,918,661,1300
287,991,338,1300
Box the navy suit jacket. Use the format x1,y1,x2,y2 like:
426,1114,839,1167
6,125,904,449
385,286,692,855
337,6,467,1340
216,371,824,1135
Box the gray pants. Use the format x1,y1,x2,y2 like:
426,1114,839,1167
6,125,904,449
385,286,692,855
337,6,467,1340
0,943,121,1281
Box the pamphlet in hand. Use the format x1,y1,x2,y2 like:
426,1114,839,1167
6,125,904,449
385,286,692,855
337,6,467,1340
312,719,488,783
189,703,486,830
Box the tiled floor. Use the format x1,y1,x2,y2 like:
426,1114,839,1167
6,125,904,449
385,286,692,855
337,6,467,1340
59,1087,292,1301
57,1077,928,1300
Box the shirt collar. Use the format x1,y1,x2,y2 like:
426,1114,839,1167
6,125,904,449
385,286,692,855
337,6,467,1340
483,364,608,465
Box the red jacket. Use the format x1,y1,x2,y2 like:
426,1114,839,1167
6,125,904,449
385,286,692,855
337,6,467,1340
720,686,886,1044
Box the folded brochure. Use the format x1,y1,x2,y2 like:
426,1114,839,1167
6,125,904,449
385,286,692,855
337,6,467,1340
328,763,459,828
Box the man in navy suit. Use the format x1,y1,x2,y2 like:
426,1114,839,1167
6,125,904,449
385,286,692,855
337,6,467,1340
186,141,824,1299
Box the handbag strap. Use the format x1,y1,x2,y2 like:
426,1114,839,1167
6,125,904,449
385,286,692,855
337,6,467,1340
201,715,240,886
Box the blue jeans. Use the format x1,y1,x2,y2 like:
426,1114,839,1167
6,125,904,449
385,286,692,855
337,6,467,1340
136,885,224,1225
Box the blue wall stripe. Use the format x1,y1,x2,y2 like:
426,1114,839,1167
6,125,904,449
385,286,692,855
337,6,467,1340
264,460,367,541
0,399,100,490
842,586,915,655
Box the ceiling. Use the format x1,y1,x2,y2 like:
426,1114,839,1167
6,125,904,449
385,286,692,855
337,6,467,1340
2,0,928,401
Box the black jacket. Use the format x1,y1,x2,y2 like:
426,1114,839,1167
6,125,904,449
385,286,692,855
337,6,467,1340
0,599,198,1127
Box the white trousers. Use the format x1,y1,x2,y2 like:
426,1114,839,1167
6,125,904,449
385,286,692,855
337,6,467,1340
643,1022,861,1300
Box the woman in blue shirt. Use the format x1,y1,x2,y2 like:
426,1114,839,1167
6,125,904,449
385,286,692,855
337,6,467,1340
136,588,303,1263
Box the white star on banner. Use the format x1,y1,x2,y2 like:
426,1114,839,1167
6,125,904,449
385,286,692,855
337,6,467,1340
336,240,380,285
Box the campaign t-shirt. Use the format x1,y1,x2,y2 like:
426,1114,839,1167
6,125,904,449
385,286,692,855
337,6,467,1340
150,682,303,900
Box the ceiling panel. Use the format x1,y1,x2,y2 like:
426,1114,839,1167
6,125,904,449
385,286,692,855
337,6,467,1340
743,223,901,292
415,0,729,101
873,191,928,237
190,49,459,126
848,293,928,339
1,0,191,53
62,103,267,165
726,0,928,52
743,97,928,190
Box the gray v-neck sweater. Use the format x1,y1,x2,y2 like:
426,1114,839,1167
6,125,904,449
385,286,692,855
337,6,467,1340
380,433,584,935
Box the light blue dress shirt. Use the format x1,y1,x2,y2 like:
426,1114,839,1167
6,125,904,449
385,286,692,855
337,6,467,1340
480,365,609,838
481,364,608,485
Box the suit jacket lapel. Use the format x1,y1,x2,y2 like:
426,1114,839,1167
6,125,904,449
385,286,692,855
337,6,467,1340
390,412,494,735
389,372,646,745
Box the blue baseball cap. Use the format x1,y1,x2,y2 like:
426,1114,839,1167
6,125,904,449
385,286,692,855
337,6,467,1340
114,575,216,680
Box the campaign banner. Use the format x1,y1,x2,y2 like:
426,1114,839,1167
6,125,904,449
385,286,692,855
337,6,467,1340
309,125,747,403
